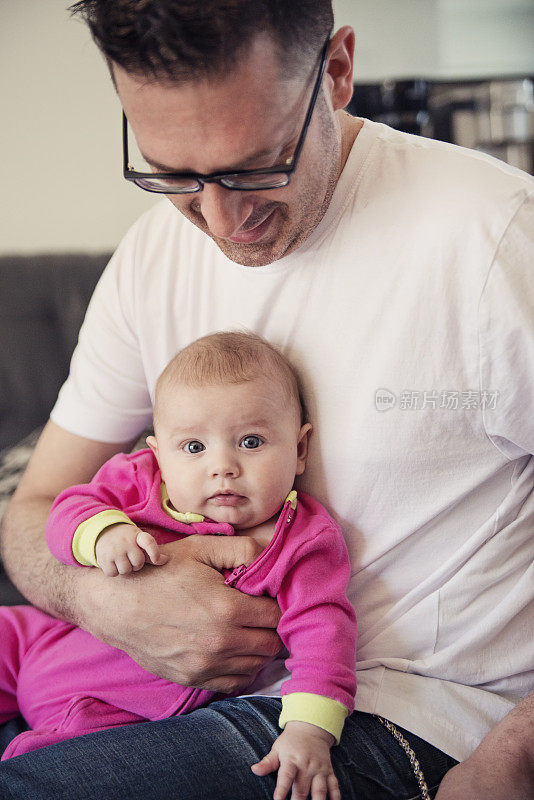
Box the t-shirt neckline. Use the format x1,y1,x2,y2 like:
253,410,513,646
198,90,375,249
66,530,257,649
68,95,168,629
219,118,377,275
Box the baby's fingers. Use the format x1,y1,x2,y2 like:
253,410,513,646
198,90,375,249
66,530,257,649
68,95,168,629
326,772,341,800
114,555,135,575
251,749,280,776
310,771,341,800
273,762,300,800
136,530,169,566
126,545,147,572
99,560,119,577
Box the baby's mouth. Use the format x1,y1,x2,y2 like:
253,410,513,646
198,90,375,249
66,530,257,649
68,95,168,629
208,491,247,507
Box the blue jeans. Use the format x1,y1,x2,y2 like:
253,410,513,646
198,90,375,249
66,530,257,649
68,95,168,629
0,698,457,799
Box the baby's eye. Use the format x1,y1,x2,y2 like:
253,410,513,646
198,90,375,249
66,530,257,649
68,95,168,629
240,435,263,449
184,440,205,454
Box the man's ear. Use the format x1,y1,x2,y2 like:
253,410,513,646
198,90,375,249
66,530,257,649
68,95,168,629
324,25,355,112
295,423,313,476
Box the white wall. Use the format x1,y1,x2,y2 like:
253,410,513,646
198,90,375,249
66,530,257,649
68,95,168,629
436,0,534,79
2,0,534,255
0,1,156,255
333,0,534,81
333,0,440,82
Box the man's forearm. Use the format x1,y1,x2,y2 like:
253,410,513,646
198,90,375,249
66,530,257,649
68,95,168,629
0,495,82,623
436,690,534,799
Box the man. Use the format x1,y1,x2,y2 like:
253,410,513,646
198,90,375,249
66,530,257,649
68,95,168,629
1,2,533,798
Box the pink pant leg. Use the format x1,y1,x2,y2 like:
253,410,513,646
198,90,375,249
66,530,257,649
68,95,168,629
0,606,230,761
0,605,60,725
2,688,223,760
2,698,148,760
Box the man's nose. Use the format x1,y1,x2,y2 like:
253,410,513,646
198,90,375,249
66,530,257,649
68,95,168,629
196,183,254,239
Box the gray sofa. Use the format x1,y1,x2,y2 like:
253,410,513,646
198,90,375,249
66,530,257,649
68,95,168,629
0,253,110,603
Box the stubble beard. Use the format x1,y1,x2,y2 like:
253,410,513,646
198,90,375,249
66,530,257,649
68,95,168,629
176,100,342,268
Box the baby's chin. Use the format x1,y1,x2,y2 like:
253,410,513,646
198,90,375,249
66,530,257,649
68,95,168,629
204,504,270,532
207,508,256,528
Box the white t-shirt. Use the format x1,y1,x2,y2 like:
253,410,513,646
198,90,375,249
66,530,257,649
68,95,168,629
52,120,534,762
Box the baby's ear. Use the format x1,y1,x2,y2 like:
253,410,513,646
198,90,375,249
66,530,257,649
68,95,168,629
295,423,313,475
146,435,158,458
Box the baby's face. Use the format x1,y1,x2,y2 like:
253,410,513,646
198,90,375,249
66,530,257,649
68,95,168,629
148,376,311,529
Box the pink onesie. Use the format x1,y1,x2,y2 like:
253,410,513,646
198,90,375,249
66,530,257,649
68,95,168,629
0,450,356,760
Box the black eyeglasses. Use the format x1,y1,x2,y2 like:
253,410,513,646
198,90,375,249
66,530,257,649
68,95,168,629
122,36,330,194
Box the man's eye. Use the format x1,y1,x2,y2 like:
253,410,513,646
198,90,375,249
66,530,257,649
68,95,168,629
184,440,205,454
240,435,263,449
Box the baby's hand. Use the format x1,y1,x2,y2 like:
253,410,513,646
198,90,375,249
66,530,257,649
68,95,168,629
95,523,169,577
251,720,340,800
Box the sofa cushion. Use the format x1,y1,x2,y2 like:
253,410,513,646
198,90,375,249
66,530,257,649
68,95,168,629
0,253,110,450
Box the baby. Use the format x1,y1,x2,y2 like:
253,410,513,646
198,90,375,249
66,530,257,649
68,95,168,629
1,332,356,800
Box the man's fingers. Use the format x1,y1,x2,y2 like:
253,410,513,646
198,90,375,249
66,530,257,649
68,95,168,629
194,671,266,695
191,534,265,574
208,624,282,661
223,589,282,631
189,651,280,692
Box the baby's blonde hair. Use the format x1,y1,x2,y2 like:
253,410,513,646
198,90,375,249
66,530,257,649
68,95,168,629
154,331,306,430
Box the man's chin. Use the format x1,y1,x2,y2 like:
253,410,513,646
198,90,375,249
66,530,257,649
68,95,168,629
214,237,288,267
178,203,291,267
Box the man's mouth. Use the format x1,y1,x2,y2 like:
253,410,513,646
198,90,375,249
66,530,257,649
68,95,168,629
227,209,276,244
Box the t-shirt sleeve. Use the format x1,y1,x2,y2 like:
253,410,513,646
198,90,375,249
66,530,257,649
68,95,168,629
478,191,534,459
50,221,153,443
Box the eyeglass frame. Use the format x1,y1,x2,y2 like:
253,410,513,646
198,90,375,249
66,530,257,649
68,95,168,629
122,34,331,194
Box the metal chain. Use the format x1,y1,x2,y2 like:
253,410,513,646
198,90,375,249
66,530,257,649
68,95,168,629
375,716,431,800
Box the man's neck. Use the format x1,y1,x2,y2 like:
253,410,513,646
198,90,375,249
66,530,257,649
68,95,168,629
338,111,364,178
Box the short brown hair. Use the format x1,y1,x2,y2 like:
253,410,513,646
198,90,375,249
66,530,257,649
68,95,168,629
154,331,306,428
69,0,333,81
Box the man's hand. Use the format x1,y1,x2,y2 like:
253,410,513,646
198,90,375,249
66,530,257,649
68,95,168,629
251,721,340,800
436,691,534,800
95,523,169,576
78,533,283,693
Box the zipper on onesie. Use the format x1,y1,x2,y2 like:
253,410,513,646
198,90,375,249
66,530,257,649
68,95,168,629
223,495,297,587
224,564,247,586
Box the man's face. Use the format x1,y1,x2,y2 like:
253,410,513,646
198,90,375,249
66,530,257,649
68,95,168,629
114,35,342,267
148,377,311,529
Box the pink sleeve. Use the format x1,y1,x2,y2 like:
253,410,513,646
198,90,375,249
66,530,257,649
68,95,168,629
45,451,156,566
277,523,357,712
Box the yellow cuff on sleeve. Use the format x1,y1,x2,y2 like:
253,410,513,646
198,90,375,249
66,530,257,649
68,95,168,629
279,693,349,745
72,510,136,567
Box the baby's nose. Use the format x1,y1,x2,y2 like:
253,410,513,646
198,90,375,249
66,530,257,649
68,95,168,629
210,450,240,478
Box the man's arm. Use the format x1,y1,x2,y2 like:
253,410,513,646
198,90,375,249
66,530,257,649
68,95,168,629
0,420,128,618
0,419,282,694
435,690,534,800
